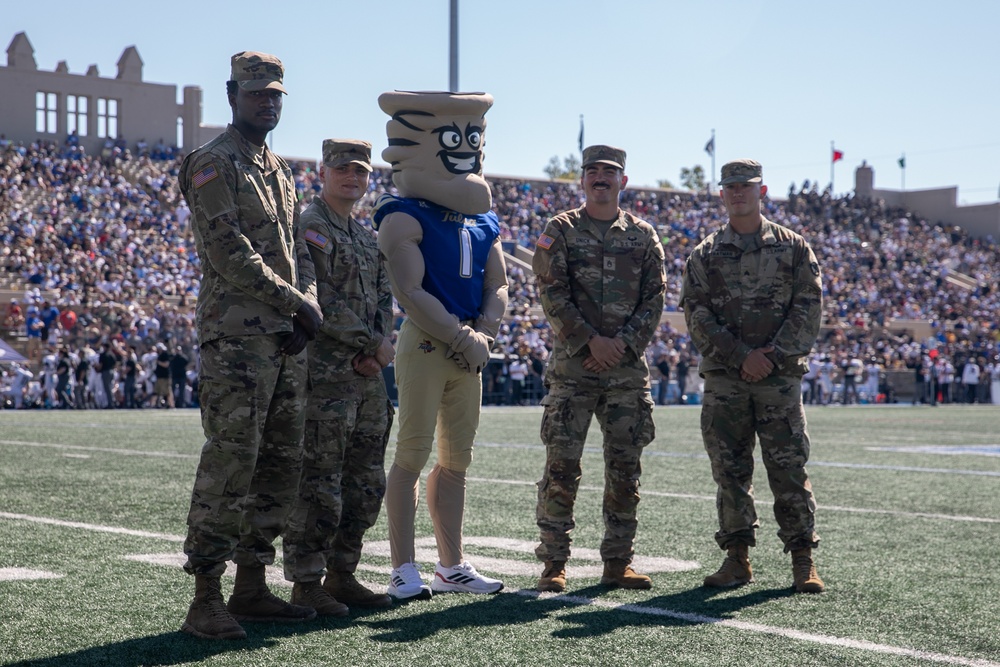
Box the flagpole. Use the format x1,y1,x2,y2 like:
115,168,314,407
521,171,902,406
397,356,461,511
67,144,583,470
900,153,905,191
578,114,584,157
710,128,716,193
830,140,835,195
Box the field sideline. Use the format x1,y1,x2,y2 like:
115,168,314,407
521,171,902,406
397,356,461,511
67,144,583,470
1,405,998,667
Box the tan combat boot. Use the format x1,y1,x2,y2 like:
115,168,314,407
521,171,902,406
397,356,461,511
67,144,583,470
291,580,350,616
791,548,825,593
181,575,247,640
703,544,753,588
226,565,318,622
324,571,391,609
600,559,652,590
536,560,567,593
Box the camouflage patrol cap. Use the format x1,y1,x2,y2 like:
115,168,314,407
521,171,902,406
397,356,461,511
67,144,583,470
719,158,763,185
582,145,626,170
230,51,287,94
322,139,373,172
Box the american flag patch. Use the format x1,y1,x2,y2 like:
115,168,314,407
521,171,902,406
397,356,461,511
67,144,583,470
304,229,329,249
536,233,555,250
192,165,218,188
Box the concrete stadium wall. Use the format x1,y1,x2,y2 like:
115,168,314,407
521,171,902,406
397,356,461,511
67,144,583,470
1,33,185,155
855,163,999,240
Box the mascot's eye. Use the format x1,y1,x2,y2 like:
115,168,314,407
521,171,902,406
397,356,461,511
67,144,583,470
465,130,482,149
439,130,462,150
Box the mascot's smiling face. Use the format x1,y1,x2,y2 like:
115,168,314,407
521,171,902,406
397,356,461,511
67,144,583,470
379,91,494,215
434,121,483,175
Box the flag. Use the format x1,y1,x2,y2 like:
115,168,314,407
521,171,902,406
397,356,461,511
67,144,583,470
192,165,218,188
704,136,715,157
578,115,584,153
832,149,844,163
898,156,906,169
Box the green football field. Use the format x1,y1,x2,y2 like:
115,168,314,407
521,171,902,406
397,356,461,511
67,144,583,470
1,405,998,667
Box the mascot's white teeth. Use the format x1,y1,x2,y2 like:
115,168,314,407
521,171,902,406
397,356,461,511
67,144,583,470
447,155,477,172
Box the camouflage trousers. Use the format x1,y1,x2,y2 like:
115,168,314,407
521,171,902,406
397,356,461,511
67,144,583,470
535,386,655,563
701,373,820,553
283,377,394,581
183,334,307,577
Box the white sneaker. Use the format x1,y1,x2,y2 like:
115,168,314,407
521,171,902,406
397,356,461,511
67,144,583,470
388,563,432,600
430,561,504,594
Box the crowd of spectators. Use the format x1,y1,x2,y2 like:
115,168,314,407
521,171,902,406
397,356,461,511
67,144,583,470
1,136,998,408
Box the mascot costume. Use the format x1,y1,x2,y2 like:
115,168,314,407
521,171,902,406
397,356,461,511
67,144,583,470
373,91,509,599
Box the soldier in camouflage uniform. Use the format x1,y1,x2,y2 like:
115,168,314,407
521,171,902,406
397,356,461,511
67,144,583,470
282,139,395,614
532,145,666,593
178,51,322,640
680,158,825,594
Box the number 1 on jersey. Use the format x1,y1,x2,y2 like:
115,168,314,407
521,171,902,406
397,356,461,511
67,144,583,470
459,228,473,278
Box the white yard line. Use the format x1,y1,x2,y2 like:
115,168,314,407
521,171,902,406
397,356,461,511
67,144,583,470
477,441,1000,477
0,512,184,541
0,440,197,458
0,567,64,581
0,435,995,523
466,477,1000,524
5,438,1000,475
3,512,997,666
521,590,1000,667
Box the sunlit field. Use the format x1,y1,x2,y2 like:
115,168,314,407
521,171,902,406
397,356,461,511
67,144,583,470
2,405,998,666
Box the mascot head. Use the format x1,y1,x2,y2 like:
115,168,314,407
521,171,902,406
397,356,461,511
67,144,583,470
378,90,494,215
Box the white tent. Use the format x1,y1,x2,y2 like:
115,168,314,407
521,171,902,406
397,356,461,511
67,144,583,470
0,338,28,363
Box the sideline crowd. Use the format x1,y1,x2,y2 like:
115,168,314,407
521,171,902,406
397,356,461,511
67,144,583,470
1,137,998,409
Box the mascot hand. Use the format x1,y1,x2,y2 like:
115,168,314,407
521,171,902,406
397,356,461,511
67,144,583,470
445,347,471,372
450,326,492,374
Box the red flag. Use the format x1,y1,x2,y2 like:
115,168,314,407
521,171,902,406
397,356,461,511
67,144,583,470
832,149,844,163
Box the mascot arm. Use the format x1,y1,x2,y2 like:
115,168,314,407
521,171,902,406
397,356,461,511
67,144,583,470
475,237,509,342
377,211,462,344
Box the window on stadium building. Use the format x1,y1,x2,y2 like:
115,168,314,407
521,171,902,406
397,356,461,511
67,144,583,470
97,98,119,139
35,92,58,134
67,95,89,137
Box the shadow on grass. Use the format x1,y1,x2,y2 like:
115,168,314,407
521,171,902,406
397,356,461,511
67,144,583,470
361,592,565,643
551,583,796,639
4,612,368,667
7,587,796,663
359,583,793,643
7,632,276,667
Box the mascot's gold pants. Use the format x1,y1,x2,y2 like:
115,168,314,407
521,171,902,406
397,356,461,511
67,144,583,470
386,319,484,567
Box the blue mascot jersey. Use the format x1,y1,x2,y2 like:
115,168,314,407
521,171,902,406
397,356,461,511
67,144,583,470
373,194,500,321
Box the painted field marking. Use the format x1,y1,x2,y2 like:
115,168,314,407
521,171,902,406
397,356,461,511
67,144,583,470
123,548,998,667
477,441,1000,477
0,567,64,582
466,477,1000,524
362,536,699,577
0,440,197,459
5,438,1000,475
3,513,996,667
0,512,184,542
521,590,1000,667
868,445,1000,457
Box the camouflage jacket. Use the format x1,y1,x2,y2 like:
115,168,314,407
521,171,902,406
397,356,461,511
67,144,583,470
680,216,822,378
532,206,666,388
301,197,392,385
180,125,316,344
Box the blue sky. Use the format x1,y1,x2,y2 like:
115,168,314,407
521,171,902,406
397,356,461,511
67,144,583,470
6,0,999,203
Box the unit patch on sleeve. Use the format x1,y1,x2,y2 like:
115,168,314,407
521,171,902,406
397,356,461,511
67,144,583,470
536,233,555,250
